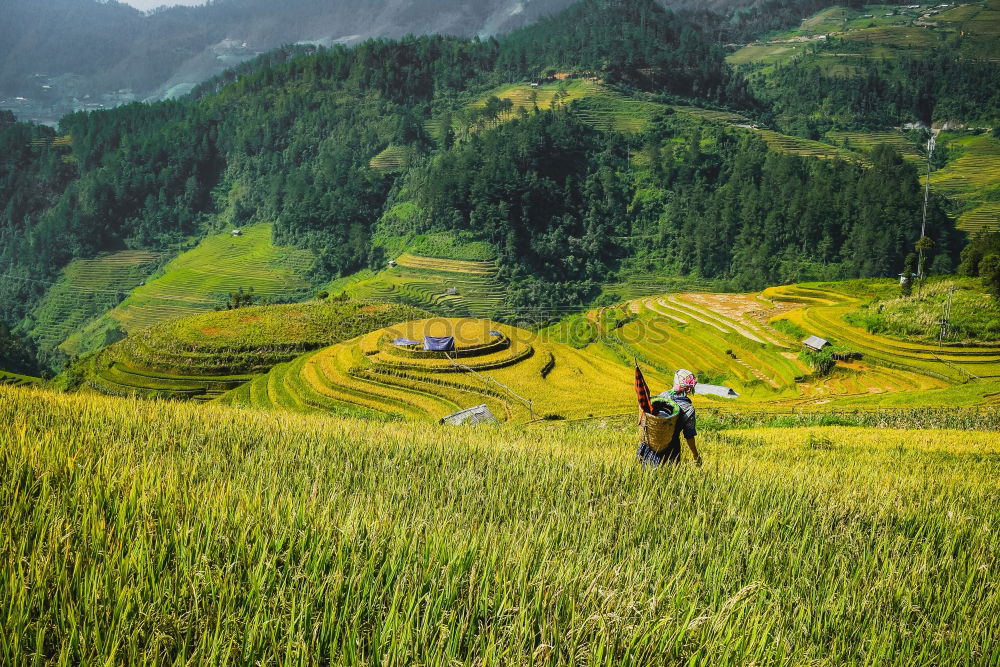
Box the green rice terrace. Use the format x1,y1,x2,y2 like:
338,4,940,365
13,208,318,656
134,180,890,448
84,301,427,401
0,371,41,388
210,279,1000,421
338,253,510,320
468,80,877,163
105,224,315,334
929,132,1000,235
220,316,664,421
26,250,162,356
728,1,1000,68
766,283,1000,389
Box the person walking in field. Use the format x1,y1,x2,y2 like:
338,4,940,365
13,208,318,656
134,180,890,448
636,368,702,467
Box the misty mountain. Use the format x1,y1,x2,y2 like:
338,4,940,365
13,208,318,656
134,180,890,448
0,0,581,119
2,0,834,124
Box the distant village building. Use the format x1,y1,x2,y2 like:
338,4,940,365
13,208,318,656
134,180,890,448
803,336,829,352
388,259,397,267
446,287,459,296
440,405,497,426
230,229,242,237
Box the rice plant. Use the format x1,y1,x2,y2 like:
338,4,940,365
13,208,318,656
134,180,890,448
1,385,997,665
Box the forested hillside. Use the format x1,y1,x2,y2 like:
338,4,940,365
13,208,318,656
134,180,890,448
1,0,997,372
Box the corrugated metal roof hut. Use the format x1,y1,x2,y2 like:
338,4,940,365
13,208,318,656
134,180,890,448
440,405,497,426
803,335,829,352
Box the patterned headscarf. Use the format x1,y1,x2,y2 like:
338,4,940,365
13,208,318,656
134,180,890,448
673,369,698,394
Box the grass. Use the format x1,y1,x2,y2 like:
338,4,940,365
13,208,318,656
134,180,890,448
84,300,428,401
845,279,1000,343
26,250,161,356
222,317,665,422
1,385,998,664
106,224,315,334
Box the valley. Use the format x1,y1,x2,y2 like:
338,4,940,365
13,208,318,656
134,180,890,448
1,0,999,663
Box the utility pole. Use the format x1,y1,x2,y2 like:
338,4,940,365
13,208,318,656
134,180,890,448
938,285,954,346
918,131,936,280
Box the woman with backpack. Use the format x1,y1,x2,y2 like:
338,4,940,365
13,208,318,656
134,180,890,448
637,369,702,467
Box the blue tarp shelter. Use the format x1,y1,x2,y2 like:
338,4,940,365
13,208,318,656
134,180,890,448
424,336,455,351
393,337,422,347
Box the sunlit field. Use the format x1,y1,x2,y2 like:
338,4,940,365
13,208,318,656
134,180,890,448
2,386,997,665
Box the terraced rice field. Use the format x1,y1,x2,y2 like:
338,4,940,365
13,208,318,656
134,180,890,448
726,42,803,66
571,293,811,401
106,225,315,333
839,26,939,49
368,145,409,173
470,80,871,164
85,301,427,401
474,80,602,118
220,317,661,422
958,201,1000,235
930,134,1000,198
729,3,994,66
754,129,863,161
0,371,40,387
551,283,999,409
344,255,508,319
27,250,161,354
826,130,923,163
765,284,1000,386
929,133,1000,234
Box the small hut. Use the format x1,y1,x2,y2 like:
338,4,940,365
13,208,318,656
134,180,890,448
446,287,459,296
230,229,243,237
388,259,397,268
440,405,497,426
803,335,829,352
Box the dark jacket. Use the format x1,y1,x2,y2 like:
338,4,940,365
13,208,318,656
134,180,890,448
637,392,696,465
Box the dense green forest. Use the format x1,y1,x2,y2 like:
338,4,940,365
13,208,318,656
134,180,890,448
0,0,996,371
384,110,955,308
752,46,1000,133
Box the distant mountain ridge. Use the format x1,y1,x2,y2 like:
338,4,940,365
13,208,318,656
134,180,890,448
0,0,581,121
1,0,839,123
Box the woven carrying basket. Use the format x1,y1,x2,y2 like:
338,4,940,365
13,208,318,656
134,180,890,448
640,411,680,453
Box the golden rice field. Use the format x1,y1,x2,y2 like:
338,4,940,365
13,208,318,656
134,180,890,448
220,317,665,421
766,283,1000,387
85,301,427,401
1,385,997,664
